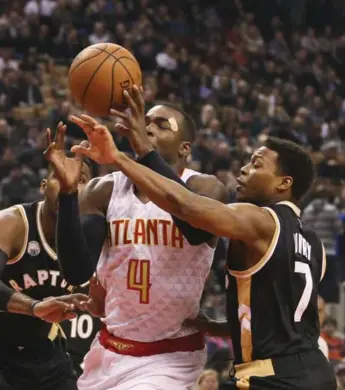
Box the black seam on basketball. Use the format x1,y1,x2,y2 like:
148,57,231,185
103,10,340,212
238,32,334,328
81,47,124,111
68,44,109,79
108,56,117,113
114,56,139,65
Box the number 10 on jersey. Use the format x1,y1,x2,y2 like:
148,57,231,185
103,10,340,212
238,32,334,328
127,259,152,304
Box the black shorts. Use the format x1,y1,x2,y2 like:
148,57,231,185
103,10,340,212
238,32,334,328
0,337,77,390
220,349,337,390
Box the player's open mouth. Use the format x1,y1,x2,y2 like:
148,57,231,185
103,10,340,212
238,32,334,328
236,178,245,191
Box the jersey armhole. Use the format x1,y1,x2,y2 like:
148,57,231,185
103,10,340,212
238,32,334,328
7,205,29,265
320,243,327,282
228,207,281,278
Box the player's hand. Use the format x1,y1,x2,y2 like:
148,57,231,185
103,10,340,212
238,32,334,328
43,122,82,193
110,85,153,158
81,276,106,317
69,115,120,165
183,312,230,337
33,297,77,323
54,293,90,311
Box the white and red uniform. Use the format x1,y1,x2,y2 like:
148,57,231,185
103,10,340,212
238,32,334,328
78,169,215,390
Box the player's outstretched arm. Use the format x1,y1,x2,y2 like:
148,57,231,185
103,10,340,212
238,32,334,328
69,119,275,247
44,122,110,285
0,209,76,321
115,153,276,246
57,176,112,285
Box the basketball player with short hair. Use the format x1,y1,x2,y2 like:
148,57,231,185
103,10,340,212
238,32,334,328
66,101,336,389
0,123,98,390
45,89,226,389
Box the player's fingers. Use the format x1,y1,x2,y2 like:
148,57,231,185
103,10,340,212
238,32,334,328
69,115,93,134
56,121,66,150
80,114,99,127
114,123,130,136
133,85,145,114
43,142,56,160
137,85,145,114
46,128,52,147
93,124,109,135
109,108,129,122
61,311,77,321
71,145,99,162
123,90,139,117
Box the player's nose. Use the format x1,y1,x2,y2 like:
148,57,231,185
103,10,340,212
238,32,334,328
146,125,154,137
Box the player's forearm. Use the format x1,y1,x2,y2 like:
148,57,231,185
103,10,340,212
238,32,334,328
6,290,38,316
57,193,106,285
138,151,213,245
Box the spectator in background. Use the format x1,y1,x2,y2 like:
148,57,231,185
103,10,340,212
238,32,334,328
318,295,329,359
195,369,219,390
302,190,343,302
322,317,345,364
0,164,30,207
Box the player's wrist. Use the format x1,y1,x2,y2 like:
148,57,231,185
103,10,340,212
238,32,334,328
59,184,78,195
29,300,42,318
135,145,155,159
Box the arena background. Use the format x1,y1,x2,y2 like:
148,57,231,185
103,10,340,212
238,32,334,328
0,0,345,388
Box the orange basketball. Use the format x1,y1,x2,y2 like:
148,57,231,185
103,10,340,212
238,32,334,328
68,43,142,117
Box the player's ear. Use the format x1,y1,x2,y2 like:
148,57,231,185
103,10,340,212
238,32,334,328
277,176,293,192
40,179,47,196
178,141,191,159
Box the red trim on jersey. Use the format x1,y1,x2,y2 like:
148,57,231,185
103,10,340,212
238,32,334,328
99,327,205,356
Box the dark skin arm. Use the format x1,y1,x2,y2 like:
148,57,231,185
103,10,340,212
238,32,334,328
0,208,77,321
115,153,276,262
71,125,277,268
44,124,113,284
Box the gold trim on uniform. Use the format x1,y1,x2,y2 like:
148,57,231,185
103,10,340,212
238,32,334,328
7,205,29,265
107,339,134,351
48,323,66,341
276,201,301,217
235,359,275,389
37,202,57,261
320,243,327,281
229,207,281,278
237,277,253,362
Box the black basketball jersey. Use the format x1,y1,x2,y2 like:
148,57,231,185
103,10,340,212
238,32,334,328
226,201,325,364
0,202,75,346
61,284,102,373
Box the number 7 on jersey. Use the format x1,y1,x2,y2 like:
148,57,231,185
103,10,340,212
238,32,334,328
127,259,152,304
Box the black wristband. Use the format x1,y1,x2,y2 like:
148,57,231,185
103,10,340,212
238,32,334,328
29,300,41,317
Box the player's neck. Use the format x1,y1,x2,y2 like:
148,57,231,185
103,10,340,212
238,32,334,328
40,201,57,248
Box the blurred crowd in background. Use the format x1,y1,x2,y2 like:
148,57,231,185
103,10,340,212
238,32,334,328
1,0,345,388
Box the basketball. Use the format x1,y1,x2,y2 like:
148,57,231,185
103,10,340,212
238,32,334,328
68,43,142,117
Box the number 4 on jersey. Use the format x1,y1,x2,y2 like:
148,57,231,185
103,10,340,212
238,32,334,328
127,259,152,304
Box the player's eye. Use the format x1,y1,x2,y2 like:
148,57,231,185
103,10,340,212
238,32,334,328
157,119,171,130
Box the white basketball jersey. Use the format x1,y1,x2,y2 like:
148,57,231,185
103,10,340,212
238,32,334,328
97,169,215,342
